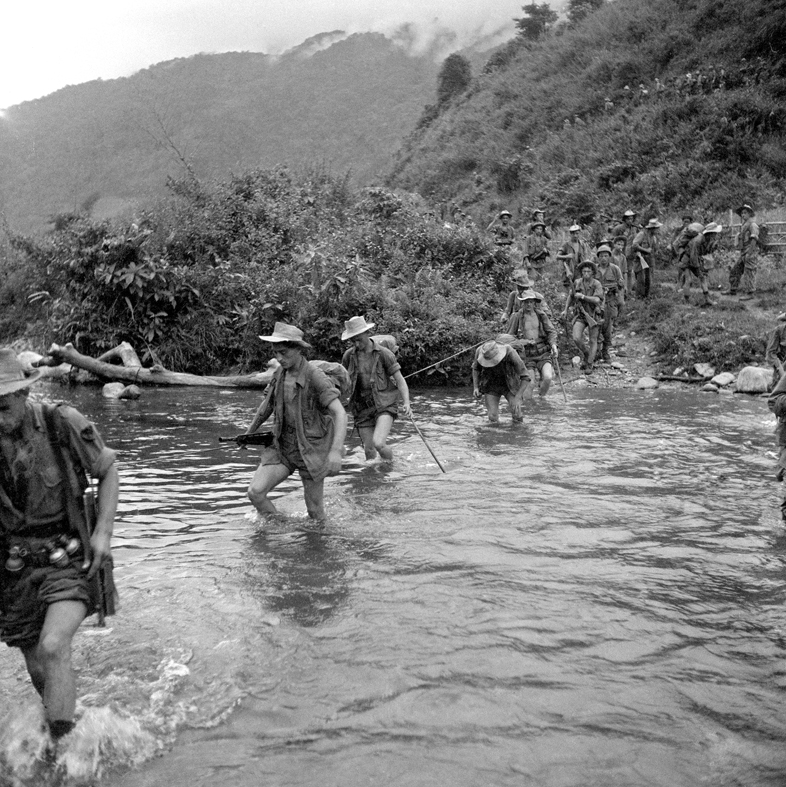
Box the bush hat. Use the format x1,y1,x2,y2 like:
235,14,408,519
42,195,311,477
516,288,541,301
530,221,546,230
0,348,42,396
623,209,637,218
569,224,582,232
477,340,507,368
499,210,512,218
578,260,597,274
612,235,626,243
511,269,531,287
341,315,376,341
495,333,516,345
258,322,312,348
532,208,545,218
703,222,723,233
736,203,755,216
596,245,612,256
645,218,663,229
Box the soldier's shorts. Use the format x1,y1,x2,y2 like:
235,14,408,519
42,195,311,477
1,563,91,650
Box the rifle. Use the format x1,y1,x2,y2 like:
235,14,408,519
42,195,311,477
219,432,275,448
82,487,111,626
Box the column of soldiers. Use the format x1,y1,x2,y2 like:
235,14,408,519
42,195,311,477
484,202,759,390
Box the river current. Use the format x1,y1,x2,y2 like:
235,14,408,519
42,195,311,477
1,384,784,787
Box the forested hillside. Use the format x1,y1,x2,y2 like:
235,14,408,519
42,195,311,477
0,33,440,234
390,0,786,222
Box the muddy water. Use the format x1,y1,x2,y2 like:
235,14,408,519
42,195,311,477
1,384,785,787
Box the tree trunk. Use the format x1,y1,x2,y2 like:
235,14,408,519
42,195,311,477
36,343,274,389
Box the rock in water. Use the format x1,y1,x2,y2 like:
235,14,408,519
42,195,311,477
102,383,126,398
734,366,773,394
118,385,142,400
636,376,659,390
701,383,719,393
693,362,715,379
711,372,735,387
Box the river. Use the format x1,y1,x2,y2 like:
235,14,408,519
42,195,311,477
1,384,784,787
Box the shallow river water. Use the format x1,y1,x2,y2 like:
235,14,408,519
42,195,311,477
1,383,785,787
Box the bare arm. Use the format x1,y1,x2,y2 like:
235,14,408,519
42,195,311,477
392,370,411,417
325,399,347,476
86,463,118,578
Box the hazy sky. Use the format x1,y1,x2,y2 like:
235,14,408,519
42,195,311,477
1,0,528,109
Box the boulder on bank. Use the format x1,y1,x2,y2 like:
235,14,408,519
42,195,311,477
734,366,773,394
711,372,735,387
102,383,126,398
694,362,716,379
701,383,719,393
636,376,659,390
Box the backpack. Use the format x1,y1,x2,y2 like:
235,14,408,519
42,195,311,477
309,360,352,407
758,223,770,254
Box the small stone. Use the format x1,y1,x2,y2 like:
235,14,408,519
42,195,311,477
571,356,582,368
673,367,684,377
710,372,735,387
636,376,659,390
611,362,625,370
735,366,773,394
649,350,658,357
118,384,142,400
701,383,719,393
616,349,628,357
693,362,716,379
102,382,126,399
630,331,637,336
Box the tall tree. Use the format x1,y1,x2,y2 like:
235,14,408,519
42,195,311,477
567,0,605,24
437,54,472,104
515,3,558,41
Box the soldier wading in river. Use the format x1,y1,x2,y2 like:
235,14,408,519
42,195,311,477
0,348,118,746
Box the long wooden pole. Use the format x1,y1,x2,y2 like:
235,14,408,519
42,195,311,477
409,414,446,473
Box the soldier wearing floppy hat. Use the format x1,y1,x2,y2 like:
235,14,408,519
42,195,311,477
501,269,553,323
631,219,661,299
486,209,516,247
504,289,559,398
556,224,591,289
727,203,760,297
610,210,639,271
682,222,722,306
0,348,119,744
471,340,530,423
567,261,604,371
246,323,347,520
340,316,410,462
529,208,552,239
595,245,624,362
524,220,550,281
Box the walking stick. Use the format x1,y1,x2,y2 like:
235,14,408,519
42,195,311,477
404,341,485,380
553,351,568,403
409,413,446,473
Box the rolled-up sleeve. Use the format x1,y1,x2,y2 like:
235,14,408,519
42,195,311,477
59,406,117,477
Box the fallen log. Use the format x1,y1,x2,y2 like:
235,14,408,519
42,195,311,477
36,343,275,389
656,375,707,384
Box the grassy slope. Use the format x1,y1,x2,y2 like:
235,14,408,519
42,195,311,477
389,0,786,224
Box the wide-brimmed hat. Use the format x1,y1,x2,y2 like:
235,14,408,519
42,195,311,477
516,288,541,301
499,210,512,218
0,348,41,396
578,260,597,274
341,315,376,341
258,322,312,348
511,268,531,287
530,221,546,230
495,333,516,345
531,208,545,218
645,218,662,229
736,203,755,216
568,224,582,232
703,222,723,234
596,245,612,256
612,235,626,243
477,340,507,368
623,209,637,218
681,213,694,221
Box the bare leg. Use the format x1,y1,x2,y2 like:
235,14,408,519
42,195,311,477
371,414,395,461
504,393,523,422
357,426,377,460
539,362,553,396
247,462,291,515
484,394,502,423
572,321,588,364
22,600,87,733
301,477,326,520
